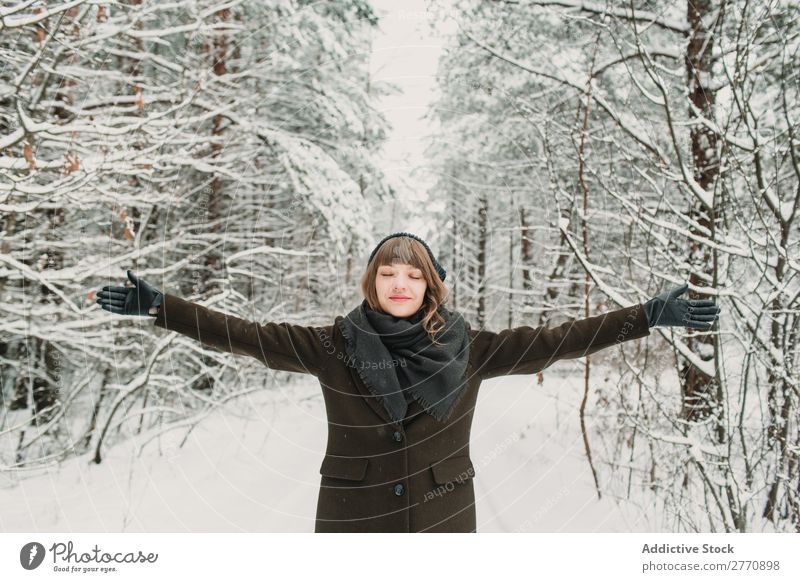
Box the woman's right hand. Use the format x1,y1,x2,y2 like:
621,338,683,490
96,270,163,317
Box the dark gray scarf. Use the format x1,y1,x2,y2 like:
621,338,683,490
337,299,470,424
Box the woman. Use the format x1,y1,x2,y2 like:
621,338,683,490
96,232,720,532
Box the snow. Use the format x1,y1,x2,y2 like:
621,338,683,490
0,127,24,150
0,0,85,29
0,372,654,533
474,372,658,532
0,381,328,532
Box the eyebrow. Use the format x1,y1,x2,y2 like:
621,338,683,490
380,266,422,273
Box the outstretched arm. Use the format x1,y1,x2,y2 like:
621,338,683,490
152,293,329,377
96,270,328,376
470,303,650,380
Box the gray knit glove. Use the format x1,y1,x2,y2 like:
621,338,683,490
644,283,720,329
96,270,163,317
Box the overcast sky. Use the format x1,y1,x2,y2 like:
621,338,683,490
367,0,456,239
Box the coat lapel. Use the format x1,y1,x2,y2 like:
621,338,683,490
347,364,399,426
402,398,427,426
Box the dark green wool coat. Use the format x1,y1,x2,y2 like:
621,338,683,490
153,294,650,533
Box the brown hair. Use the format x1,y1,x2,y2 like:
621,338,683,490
360,236,450,345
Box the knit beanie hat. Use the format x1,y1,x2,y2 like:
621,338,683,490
367,232,447,282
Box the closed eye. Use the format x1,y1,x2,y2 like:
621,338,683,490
382,273,422,279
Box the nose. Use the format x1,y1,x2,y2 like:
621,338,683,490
392,276,408,292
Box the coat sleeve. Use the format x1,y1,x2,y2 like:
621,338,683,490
152,293,329,376
470,303,650,380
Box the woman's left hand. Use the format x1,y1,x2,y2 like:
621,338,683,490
644,282,721,329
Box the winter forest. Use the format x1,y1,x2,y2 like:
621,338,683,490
0,0,798,534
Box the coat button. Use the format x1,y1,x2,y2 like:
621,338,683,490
394,483,405,496
392,430,403,442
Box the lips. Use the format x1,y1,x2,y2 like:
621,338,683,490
390,296,411,301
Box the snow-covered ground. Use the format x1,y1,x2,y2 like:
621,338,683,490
0,369,655,533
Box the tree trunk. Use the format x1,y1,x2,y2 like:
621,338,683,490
680,0,721,423
476,197,488,327
192,7,230,393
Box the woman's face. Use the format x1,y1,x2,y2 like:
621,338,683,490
375,262,427,318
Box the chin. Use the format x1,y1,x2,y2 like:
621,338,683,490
382,300,421,317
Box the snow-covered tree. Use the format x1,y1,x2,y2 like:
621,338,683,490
426,0,798,532
0,0,393,467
